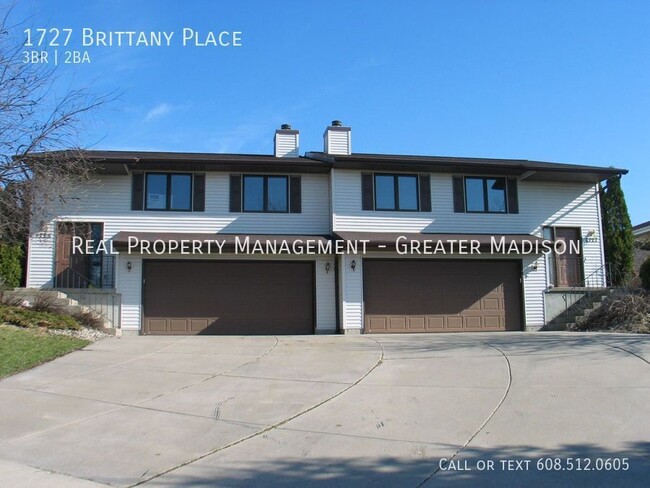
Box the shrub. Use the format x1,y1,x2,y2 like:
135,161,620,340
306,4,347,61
71,309,105,329
31,294,64,314
640,256,650,290
573,289,650,333
0,291,23,306
0,305,81,330
0,243,23,288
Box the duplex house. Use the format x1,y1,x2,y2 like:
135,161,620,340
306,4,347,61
25,122,626,335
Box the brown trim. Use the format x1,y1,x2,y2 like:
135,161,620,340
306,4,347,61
506,178,519,214
452,176,465,213
289,175,302,213
26,149,627,181
193,173,206,212
131,173,144,210
229,174,242,212
418,174,431,212
361,173,374,211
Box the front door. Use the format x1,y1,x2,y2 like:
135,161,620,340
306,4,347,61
55,223,92,288
554,227,582,287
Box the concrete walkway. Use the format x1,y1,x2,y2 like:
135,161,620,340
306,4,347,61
0,333,649,487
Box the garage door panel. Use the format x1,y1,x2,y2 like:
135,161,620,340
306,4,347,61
427,317,445,330
446,316,463,330
407,317,425,331
364,260,522,333
143,261,314,335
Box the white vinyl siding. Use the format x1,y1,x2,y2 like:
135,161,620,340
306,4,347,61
339,254,364,333
324,130,351,155
26,173,330,288
333,170,601,236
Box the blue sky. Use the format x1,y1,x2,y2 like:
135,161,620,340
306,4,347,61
13,0,650,224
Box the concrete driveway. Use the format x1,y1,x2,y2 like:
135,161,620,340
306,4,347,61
0,333,649,487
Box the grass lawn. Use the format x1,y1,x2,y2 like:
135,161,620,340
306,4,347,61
0,325,90,378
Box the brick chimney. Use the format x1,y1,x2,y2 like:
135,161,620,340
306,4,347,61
274,124,299,157
324,120,351,155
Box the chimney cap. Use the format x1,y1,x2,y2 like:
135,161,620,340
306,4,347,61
331,120,343,127
280,123,292,130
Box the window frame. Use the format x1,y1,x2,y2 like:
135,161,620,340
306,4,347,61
144,172,193,212
242,175,289,213
463,176,508,214
373,173,420,212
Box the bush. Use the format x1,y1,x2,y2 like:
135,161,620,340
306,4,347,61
71,309,105,329
0,305,81,330
31,294,64,314
641,256,650,290
0,243,23,288
572,289,650,333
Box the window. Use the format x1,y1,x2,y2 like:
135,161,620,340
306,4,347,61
145,173,192,211
464,177,507,213
243,175,288,212
374,174,419,211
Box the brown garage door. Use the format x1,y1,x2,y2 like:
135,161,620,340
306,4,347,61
364,260,522,333
143,261,314,335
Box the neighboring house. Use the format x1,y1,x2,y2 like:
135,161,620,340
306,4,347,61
633,220,650,274
25,122,626,335
633,220,650,241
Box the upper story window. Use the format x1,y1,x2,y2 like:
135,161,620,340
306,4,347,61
146,173,192,211
131,173,205,212
375,174,419,211
452,176,518,214
243,175,288,213
229,174,302,213
465,177,507,213
361,172,431,212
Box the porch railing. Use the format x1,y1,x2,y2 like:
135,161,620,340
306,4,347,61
54,255,115,289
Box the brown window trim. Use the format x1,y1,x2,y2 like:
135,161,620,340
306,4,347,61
372,173,421,212
144,172,194,212
242,175,289,213
464,176,508,214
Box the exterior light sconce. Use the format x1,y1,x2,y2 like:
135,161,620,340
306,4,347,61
350,260,357,271
127,261,132,272
325,262,331,274
586,229,596,237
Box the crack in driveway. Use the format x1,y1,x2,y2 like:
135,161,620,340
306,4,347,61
128,336,385,487
416,342,514,487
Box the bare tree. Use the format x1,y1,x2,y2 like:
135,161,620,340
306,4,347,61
0,3,114,243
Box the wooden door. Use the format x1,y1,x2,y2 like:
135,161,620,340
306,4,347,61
554,227,582,287
55,223,91,287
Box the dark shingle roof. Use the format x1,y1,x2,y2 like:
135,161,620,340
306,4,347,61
32,149,628,182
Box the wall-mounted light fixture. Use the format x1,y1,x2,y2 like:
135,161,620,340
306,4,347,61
325,262,331,274
351,260,357,271
586,229,596,237
127,261,132,272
